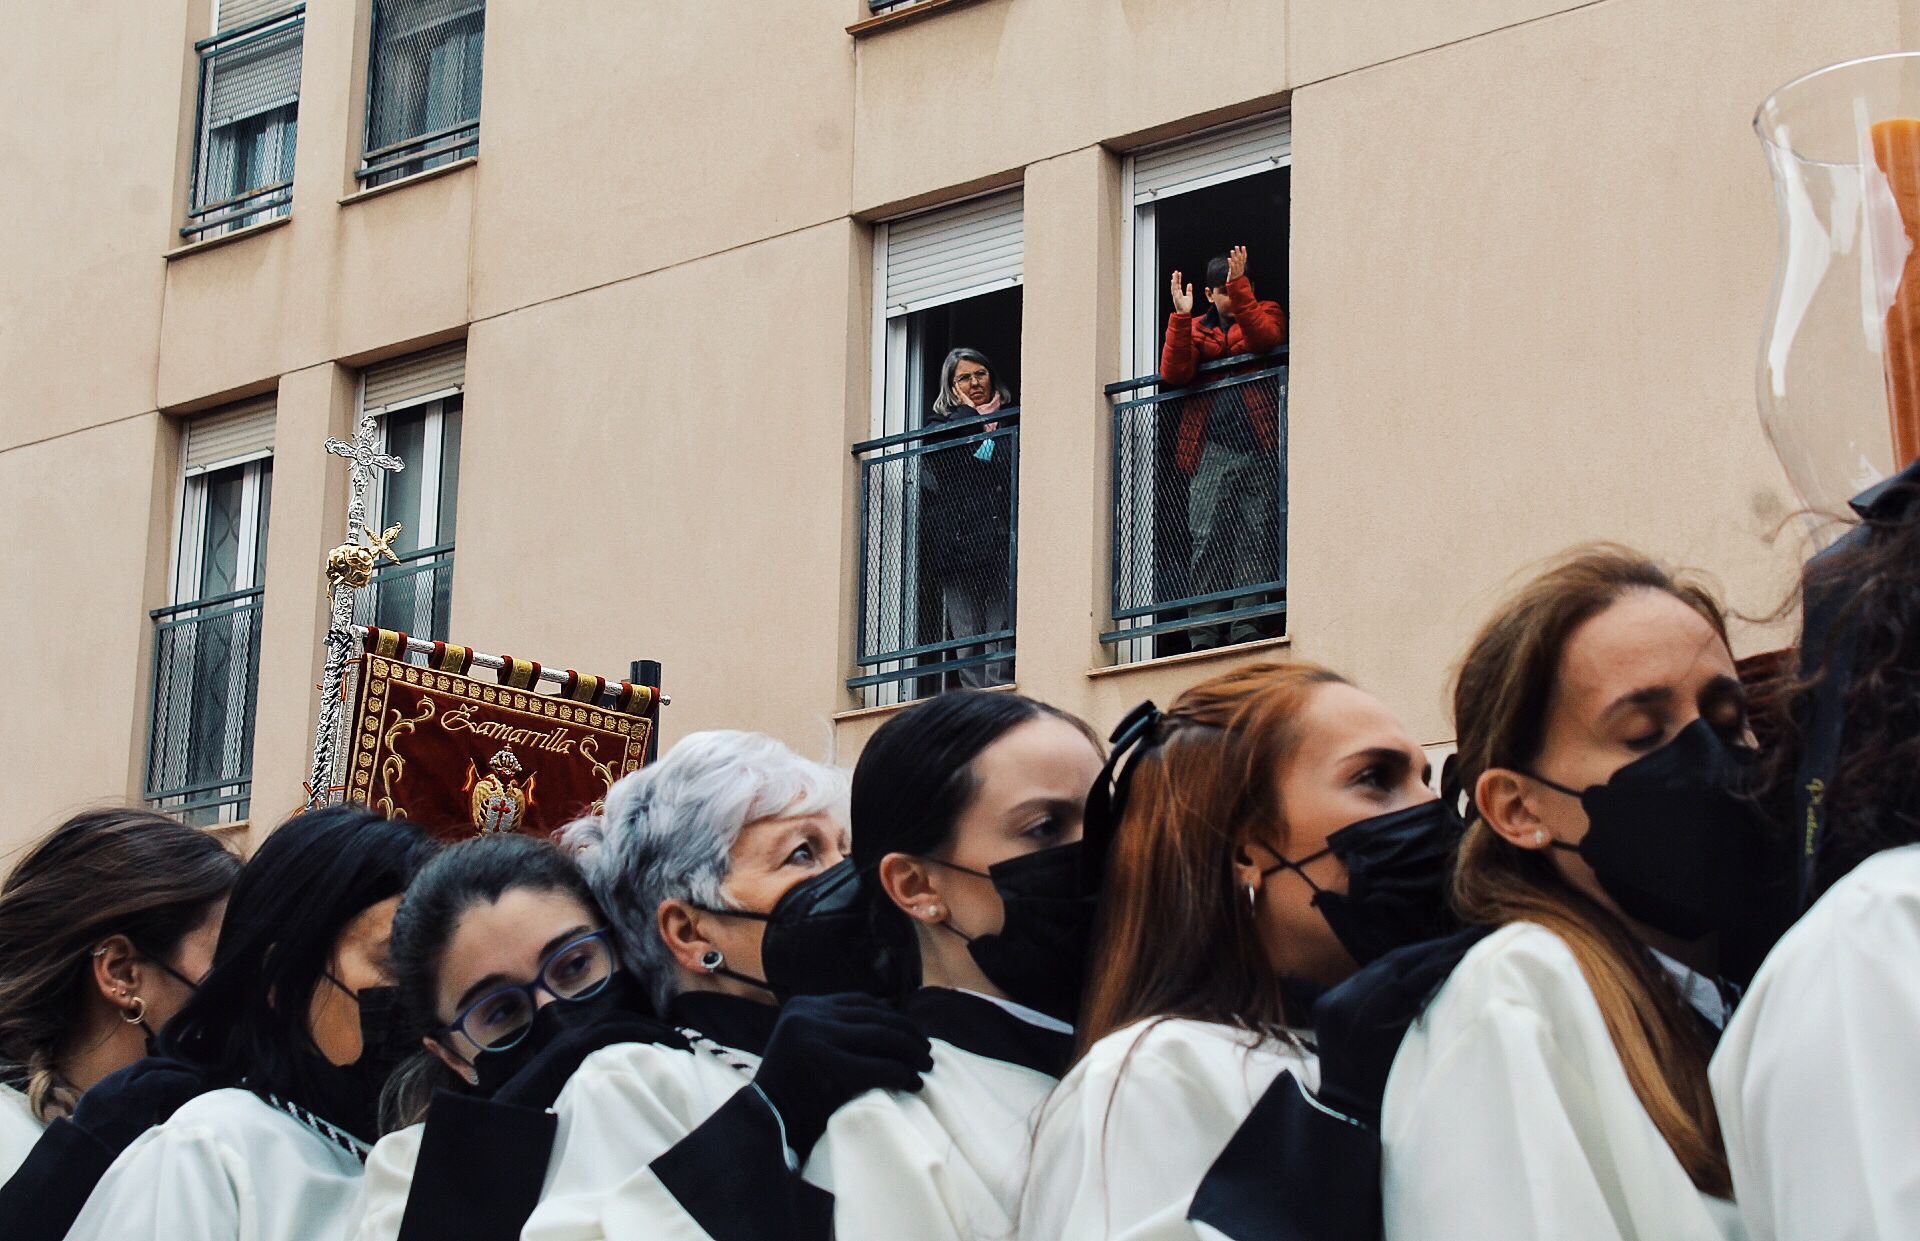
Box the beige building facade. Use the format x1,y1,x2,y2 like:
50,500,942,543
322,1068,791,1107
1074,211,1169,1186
3,0,1911,854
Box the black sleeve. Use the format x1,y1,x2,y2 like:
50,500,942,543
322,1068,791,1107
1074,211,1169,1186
649,1086,836,1241
395,1090,558,1241
0,1118,119,1241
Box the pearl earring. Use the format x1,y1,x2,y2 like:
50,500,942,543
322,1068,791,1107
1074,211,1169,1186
1534,830,1549,845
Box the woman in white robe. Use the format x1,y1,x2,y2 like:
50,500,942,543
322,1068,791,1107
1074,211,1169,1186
350,834,675,1241
1023,661,1452,1241
1383,547,1770,1241
66,806,436,1241
0,807,237,1187
520,730,932,1241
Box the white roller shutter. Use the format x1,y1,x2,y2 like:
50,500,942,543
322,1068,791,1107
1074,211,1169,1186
363,343,466,415
215,0,301,33
206,19,304,127
882,190,1023,318
1132,111,1291,204
185,396,276,476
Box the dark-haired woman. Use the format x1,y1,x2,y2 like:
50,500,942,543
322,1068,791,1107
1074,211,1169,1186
0,807,238,1181
1383,548,1768,1240
1710,474,1920,1241
352,834,671,1241
66,805,435,1241
1020,662,1453,1240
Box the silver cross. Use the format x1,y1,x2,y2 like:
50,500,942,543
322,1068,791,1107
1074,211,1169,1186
326,414,405,541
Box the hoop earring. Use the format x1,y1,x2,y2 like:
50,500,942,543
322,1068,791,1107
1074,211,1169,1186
123,996,147,1025
699,949,724,973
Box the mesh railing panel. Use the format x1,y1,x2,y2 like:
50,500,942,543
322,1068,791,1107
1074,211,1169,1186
853,413,1018,704
361,0,485,187
146,590,264,824
185,13,304,241
1106,360,1287,657
352,548,455,645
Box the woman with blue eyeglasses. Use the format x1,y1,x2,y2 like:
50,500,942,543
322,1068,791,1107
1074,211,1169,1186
349,833,671,1241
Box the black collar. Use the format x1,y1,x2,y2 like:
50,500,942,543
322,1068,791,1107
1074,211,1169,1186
905,988,1073,1079
665,991,780,1057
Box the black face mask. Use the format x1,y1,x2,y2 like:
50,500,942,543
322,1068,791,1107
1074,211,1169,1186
467,971,642,1096
1259,800,1462,967
690,861,891,1002
299,978,409,1142
926,841,1095,1024
1524,718,1772,941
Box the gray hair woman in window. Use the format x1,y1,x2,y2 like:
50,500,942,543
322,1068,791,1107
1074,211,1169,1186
521,731,931,1241
924,348,1017,689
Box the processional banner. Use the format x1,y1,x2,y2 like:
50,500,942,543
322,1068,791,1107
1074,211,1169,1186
341,638,653,842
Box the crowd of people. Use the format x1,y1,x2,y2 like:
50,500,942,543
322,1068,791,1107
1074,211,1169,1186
0,527,1915,1241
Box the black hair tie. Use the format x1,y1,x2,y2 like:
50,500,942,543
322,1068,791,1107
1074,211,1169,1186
1082,700,1167,889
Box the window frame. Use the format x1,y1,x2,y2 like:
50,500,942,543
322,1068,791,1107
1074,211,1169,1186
358,0,486,189
183,6,306,241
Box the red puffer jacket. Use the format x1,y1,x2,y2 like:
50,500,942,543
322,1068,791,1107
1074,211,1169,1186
1158,276,1287,475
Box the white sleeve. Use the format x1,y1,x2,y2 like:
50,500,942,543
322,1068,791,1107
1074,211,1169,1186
348,1125,422,1241
522,1051,732,1241
809,1092,972,1241
1383,998,1630,1241
66,1123,245,1241
1020,1039,1266,1241
1712,889,1920,1241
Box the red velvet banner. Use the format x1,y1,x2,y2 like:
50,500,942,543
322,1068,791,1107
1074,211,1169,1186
343,654,652,842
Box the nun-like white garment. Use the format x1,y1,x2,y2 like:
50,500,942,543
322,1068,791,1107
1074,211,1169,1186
1018,1017,1319,1241
347,1122,422,1241
0,1080,45,1183
520,1038,760,1241
551,988,1070,1241
65,1087,366,1241
1711,843,1920,1241
1380,921,1746,1241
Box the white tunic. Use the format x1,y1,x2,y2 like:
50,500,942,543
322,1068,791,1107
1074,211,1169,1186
520,1039,759,1241
0,1080,45,1184
1019,1017,1319,1241
1712,843,1920,1241
347,1122,422,1241
1381,922,1745,1241
65,1087,366,1241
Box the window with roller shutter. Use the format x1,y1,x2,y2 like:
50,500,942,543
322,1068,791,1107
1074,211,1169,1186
182,3,305,243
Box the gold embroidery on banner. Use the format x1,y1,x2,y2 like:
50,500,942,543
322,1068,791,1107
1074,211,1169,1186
376,699,436,816
580,735,618,792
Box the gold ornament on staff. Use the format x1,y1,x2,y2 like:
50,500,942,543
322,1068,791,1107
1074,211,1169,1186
325,523,405,592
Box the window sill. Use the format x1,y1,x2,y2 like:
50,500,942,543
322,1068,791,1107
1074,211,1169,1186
164,215,291,262
833,679,1019,723
340,155,477,207
849,0,995,37
1087,633,1293,680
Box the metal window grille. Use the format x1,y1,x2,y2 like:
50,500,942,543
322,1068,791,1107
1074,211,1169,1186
361,0,485,188
146,588,266,825
852,411,1018,705
353,545,455,643
868,0,926,12
184,8,305,242
1104,353,1288,659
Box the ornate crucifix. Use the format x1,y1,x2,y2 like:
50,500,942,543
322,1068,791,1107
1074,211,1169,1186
307,413,406,808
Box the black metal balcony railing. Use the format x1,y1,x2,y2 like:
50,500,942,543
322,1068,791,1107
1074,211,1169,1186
353,544,455,643
182,9,305,242
1104,351,1288,657
852,410,1019,702
357,120,480,186
145,587,265,825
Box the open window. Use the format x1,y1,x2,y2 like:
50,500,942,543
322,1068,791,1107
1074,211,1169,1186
148,398,276,824
354,343,465,643
854,190,1024,705
1108,111,1292,663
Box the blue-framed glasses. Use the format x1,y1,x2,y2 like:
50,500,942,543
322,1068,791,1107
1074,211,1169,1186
443,928,618,1052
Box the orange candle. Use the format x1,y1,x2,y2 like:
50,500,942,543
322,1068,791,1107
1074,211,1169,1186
1872,118,1920,468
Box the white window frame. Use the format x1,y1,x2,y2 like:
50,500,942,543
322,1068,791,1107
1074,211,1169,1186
355,376,462,642
1114,111,1292,664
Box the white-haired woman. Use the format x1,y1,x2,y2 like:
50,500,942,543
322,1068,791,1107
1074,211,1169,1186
522,731,932,1241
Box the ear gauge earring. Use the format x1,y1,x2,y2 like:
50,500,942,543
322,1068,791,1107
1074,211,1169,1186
699,949,724,973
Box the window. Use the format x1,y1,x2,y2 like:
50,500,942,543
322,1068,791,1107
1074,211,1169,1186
147,398,275,825
853,190,1024,705
353,344,465,642
361,0,485,188
1107,112,1292,663
184,3,305,242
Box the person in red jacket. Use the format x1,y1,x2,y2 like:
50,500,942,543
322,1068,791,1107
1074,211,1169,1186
1160,245,1288,651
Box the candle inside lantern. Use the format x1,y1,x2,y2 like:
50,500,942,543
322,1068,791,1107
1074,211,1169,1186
1872,117,1920,468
